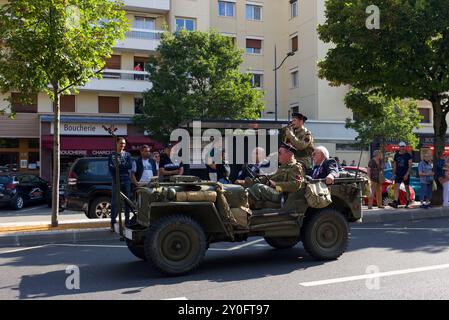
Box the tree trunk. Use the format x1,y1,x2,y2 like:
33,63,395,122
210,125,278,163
51,87,60,227
431,94,446,206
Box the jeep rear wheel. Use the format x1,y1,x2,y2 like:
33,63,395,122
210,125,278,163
302,209,349,260
144,214,207,276
88,197,111,219
264,236,300,249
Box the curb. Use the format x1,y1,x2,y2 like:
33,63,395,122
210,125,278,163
361,206,449,223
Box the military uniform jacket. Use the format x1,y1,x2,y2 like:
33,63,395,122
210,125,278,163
269,159,304,193
285,126,314,159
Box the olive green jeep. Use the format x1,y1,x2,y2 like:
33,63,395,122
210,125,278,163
120,175,366,276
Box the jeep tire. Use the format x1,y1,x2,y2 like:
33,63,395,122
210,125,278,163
302,209,349,260
264,236,300,249
144,214,207,276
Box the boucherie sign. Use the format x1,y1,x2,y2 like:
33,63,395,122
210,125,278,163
50,123,127,136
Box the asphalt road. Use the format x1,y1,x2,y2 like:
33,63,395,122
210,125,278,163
1,217,449,300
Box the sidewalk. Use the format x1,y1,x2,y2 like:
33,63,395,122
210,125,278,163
1,204,449,247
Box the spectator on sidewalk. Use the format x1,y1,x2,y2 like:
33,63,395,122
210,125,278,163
418,153,434,208
159,144,184,181
152,150,160,172
108,137,133,231
367,150,384,209
437,153,449,207
389,141,412,208
131,145,157,188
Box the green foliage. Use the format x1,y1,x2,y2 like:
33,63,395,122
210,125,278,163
345,89,422,149
318,0,449,158
134,30,264,142
0,0,129,108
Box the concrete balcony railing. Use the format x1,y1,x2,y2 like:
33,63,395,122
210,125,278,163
122,0,170,13
78,69,152,93
115,28,164,52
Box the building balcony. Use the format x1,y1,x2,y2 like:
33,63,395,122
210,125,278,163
122,0,170,13
78,69,152,93
114,28,164,52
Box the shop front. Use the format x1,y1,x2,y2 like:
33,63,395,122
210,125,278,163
0,114,40,174
39,115,162,180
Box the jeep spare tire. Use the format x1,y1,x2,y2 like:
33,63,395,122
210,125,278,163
144,214,207,276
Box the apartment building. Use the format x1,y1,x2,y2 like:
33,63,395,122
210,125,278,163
0,0,437,176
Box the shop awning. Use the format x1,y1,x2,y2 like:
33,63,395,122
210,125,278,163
42,135,163,151
42,135,115,151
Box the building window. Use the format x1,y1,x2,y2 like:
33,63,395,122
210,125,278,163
176,18,196,31
135,98,144,114
98,96,120,114
291,70,299,88
246,38,262,54
218,1,235,17
60,95,76,112
28,139,39,149
0,138,19,148
290,0,298,18
419,108,431,123
250,73,263,89
246,4,262,21
291,35,298,52
11,93,37,113
133,16,155,30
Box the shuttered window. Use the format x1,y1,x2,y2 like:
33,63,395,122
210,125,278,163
60,95,75,112
105,55,121,69
11,93,37,113
246,38,262,54
291,35,298,52
98,96,120,114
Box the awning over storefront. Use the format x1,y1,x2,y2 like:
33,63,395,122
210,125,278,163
42,135,163,154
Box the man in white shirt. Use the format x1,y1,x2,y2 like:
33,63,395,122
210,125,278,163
131,145,157,187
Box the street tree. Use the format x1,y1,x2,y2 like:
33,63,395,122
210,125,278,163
344,89,422,160
134,30,264,142
318,0,449,161
0,0,128,226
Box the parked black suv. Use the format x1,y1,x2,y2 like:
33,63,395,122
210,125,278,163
0,174,52,210
66,157,113,219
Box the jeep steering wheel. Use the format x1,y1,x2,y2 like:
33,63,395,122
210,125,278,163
254,175,271,186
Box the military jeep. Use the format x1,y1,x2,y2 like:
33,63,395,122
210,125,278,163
121,175,365,276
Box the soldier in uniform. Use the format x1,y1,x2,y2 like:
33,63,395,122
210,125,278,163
247,143,305,208
283,112,314,172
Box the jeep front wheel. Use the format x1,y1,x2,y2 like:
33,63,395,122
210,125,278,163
302,209,349,260
144,214,207,276
264,236,300,249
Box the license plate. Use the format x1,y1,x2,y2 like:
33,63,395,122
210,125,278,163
124,228,133,240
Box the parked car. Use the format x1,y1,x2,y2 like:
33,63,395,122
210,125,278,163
45,176,66,211
384,163,421,200
342,166,415,206
66,157,113,219
0,174,52,210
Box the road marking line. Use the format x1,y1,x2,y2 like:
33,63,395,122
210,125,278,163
228,238,265,251
353,227,449,231
53,244,126,248
0,245,49,255
16,205,47,215
299,263,449,287
163,297,188,300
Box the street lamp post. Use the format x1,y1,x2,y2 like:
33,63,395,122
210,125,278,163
273,45,295,121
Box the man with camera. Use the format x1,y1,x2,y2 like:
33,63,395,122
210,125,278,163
283,112,314,173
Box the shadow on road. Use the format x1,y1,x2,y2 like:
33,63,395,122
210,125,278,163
0,242,327,299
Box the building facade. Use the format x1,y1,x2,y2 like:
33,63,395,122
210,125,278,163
0,0,440,176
